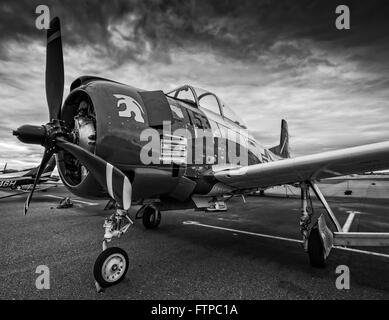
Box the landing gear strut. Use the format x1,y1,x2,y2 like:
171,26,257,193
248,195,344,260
94,208,133,292
299,181,340,268
299,180,389,268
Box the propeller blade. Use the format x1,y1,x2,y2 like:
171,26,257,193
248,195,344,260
56,139,132,210
46,17,64,121
24,149,54,215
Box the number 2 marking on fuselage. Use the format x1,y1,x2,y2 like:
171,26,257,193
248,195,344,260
113,94,145,123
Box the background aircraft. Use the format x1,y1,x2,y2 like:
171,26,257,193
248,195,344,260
0,163,11,173
0,156,57,199
0,162,35,174
12,17,389,291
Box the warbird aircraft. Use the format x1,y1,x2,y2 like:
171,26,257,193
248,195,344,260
13,17,389,291
1,162,34,174
0,157,57,199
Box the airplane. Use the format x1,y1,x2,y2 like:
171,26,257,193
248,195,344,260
0,162,32,174
0,156,57,199
12,17,389,292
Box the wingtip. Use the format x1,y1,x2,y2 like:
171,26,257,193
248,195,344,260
50,17,60,29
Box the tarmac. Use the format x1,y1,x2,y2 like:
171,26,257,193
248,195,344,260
0,183,389,299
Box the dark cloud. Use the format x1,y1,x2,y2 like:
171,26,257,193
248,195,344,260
1,0,389,167
1,0,389,64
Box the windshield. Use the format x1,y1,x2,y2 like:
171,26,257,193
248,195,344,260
166,85,247,128
219,99,247,128
193,87,221,115
166,86,197,106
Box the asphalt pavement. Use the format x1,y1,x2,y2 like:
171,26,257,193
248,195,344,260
0,186,388,299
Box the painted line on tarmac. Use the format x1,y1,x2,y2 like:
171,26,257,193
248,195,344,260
342,211,357,232
44,194,99,206
182,220,302,244
183,221,389,259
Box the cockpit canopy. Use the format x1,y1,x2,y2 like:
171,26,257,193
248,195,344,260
165,85,247,129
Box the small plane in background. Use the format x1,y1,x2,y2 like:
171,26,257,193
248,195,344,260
0,162,29,174
0,156,58,199
12,17,389,292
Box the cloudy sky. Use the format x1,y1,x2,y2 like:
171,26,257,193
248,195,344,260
1,0,389,168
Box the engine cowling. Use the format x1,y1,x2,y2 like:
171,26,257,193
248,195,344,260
57,77,192,201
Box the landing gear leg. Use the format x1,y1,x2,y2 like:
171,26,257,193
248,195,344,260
94,208,133,292
299,182,311,252
299,181,341,268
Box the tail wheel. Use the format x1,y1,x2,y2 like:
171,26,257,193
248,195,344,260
93,247,129,288
308,228,327,268
142,206,161,229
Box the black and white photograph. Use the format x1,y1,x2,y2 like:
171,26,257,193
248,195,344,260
1,0,389,307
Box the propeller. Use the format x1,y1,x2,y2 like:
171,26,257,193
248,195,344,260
13,17,132,215
56,138,132,210
24,149,54,215
46,17,64,121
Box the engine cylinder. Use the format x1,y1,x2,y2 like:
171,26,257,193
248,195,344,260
56,89,106,199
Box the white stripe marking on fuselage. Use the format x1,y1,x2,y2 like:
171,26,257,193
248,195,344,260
122,176,132,210
106,163,114,199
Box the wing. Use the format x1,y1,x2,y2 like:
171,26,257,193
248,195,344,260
0,189,30,200
0,185,54,200
213,141,389,189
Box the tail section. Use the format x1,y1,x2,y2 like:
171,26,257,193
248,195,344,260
0,163,7,173
269,119,290,158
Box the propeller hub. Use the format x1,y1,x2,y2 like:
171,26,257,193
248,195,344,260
13,125,47,145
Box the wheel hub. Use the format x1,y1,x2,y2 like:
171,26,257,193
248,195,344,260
102,254,126,282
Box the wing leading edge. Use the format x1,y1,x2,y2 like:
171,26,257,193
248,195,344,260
214,141,389,189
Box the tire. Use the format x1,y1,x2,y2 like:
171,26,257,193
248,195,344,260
93,247,129,288
142,206,161,229
308,228,326,268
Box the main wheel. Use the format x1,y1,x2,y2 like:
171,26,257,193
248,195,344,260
308,228,326,268
142,205,161,229
93,247,129,288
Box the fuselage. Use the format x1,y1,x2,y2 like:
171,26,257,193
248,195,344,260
0,170,51,190
58,77,281,202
